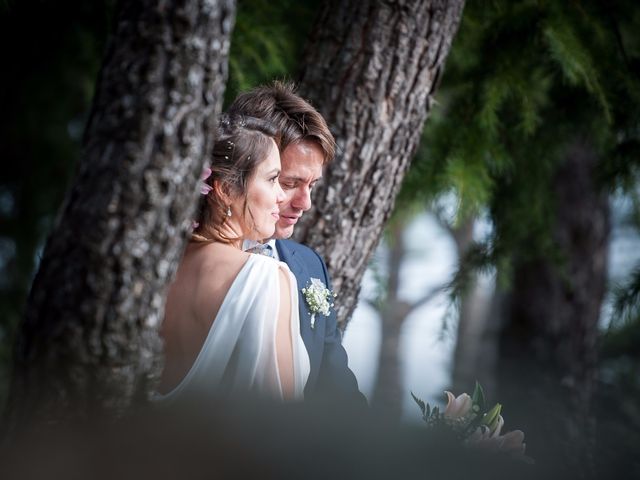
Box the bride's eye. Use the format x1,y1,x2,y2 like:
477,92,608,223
269,174,280,183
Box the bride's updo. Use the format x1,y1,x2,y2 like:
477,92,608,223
193,114,279,243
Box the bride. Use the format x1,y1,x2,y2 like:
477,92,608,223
156,115,310,403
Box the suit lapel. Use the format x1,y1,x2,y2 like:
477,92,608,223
276,240,322,385
276,240,305,282
276,240,310,322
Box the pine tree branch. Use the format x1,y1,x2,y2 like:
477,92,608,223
407,283,448,316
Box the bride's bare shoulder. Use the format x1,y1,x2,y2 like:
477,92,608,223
188,242,249,271
173,242,250,321
172,242,250,294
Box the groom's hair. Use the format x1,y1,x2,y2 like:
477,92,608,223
227,81,336,164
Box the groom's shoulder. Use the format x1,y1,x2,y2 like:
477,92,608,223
277,239,325,264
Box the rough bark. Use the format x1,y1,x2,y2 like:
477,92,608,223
497,140,609,479
4,0,235,429
294,0,466,326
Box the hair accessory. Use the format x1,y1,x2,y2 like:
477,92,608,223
226,206,232,217
200,167,212,195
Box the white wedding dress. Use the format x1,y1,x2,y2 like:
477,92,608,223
155,254,310,403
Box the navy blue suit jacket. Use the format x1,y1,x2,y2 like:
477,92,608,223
276,239,364,403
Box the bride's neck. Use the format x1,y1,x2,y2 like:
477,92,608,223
213,222,244,250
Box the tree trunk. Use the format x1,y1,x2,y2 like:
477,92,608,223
373,306,408,420
295,0,466,326
449,216,498,395
449,217,480,391
371,221,410,420
371,217,444,419
497,140,609,479
4,0,235,429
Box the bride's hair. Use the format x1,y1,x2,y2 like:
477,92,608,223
193,113,279,244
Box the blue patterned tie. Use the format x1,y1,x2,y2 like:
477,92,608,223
246,243,274,258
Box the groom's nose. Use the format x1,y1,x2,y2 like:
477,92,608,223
291,186,312,211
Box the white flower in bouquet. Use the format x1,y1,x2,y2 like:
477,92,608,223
444,391,473,418
468,422,527,456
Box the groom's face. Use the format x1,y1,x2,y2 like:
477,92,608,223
274,140,324,239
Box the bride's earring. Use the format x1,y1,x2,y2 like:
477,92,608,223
226,206,232,217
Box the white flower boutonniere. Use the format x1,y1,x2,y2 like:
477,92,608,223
301,278,336,329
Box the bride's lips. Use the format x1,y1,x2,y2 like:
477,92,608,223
271,212,280,220
279,215,299,226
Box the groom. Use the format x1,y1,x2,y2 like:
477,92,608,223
229,82,365,404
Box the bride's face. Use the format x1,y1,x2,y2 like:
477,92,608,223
235,139,285,241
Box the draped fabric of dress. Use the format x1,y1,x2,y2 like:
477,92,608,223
155,255,310,403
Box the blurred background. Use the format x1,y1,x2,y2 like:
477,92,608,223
1,0,639,477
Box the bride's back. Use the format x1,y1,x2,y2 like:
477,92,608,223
158,242,249,394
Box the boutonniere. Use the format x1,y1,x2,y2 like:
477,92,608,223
301,278,336,329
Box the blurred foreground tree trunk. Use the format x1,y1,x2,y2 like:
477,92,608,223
497,140,609,479
4,0,235,430
295,0,466,326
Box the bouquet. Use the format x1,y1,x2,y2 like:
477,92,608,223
411,382,532,463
